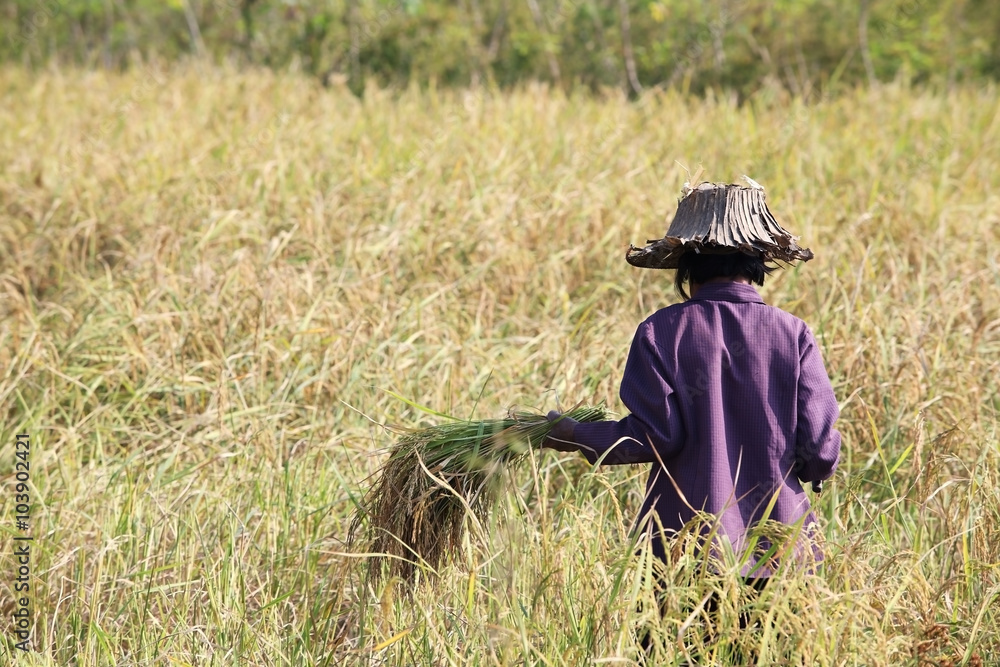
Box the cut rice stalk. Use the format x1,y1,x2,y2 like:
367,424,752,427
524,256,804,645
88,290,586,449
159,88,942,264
348,405,609,585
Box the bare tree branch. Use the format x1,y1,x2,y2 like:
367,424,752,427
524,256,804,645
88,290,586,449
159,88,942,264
859,0,877,86
525,0,562,84
618,0,643,96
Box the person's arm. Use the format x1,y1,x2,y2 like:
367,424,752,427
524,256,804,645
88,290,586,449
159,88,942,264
547,322,683,466
795,326,841,483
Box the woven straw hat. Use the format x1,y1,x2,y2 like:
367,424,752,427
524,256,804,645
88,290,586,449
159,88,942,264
625,178,814,270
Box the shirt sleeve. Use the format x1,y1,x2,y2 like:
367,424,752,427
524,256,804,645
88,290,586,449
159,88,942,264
571,321,684,466
795,326,842,482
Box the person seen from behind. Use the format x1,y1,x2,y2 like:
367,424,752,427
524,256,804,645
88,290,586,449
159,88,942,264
543,179,842,662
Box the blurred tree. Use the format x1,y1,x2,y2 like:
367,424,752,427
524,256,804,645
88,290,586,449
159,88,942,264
1,0,998,94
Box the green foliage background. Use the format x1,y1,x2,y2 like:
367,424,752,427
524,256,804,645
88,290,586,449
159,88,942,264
3,0,1000,94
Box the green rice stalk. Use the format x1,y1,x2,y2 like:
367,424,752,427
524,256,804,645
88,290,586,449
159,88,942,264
349,405,609,585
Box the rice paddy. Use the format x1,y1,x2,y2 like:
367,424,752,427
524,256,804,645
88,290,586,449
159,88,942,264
0,65,998,665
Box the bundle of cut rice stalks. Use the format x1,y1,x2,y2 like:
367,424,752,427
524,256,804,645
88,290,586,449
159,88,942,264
348,405,609,585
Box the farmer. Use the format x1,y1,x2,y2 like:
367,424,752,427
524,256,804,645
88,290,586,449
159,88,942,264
543,179,841,654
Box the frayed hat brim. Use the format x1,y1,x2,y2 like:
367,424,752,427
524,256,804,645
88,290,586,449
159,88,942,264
627,180,814,270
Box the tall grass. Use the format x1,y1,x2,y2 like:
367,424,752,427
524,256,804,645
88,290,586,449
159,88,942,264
0,65,998,665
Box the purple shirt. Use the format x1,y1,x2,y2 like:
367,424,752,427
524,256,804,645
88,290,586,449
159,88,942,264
571,282,841,574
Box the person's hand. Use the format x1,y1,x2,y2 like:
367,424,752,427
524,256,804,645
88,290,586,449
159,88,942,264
542,410,580,452
793,459,823,493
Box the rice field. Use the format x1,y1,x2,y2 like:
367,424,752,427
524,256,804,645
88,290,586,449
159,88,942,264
0,65,998,665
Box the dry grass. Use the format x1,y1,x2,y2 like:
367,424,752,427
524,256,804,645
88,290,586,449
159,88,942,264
0,64,998,665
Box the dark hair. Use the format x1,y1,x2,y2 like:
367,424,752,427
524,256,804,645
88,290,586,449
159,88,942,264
674,251,777,300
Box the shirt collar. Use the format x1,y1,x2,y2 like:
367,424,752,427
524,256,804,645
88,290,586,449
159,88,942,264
690,282,765,304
